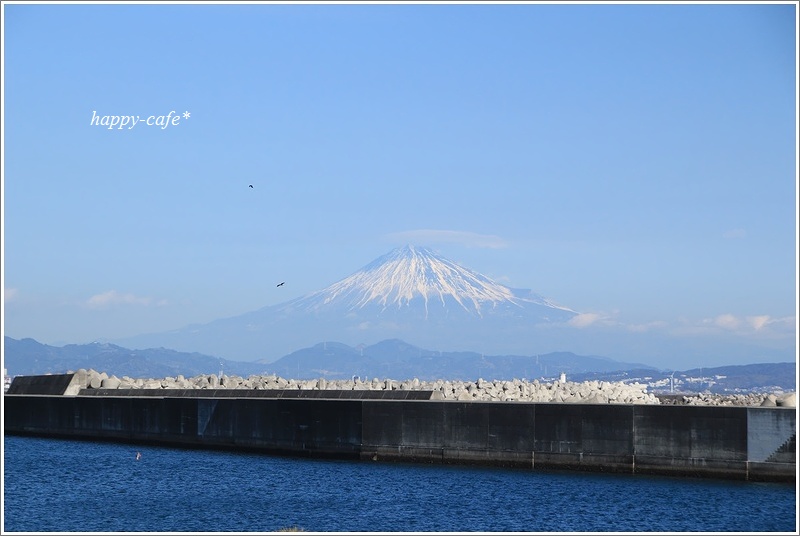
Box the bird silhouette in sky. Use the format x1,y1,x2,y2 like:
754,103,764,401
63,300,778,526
277,282,285,287
248,184,254,188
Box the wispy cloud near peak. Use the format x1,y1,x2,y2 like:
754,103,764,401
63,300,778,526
85,290,167,309
384,229,508,249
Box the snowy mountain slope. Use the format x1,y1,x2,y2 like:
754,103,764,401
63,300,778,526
287,245,575,318
114,245,580,362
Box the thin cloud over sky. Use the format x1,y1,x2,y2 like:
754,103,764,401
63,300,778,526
385,230,508,249
568,312,605,328
85,291,167,310
665,314,798,338
625,320,670,333
564,312,795,340
4,288,19,303
723,228,748,239
563,311,654,331
712,313,741,330
748,315,771,330
702,313,794,334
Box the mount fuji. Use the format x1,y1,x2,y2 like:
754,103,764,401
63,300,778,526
114,245,581,362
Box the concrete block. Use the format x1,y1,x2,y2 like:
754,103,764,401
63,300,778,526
777,392,796,407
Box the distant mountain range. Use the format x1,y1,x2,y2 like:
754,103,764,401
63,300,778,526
112,245,581,363
2,336,263,379
258,338,653,381
3,336,795,394
2,336,645,380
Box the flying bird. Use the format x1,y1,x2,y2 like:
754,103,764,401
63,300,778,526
277,282,285,287
248,184,254,188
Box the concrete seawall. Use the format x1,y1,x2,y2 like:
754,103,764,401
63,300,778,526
3,374,795,482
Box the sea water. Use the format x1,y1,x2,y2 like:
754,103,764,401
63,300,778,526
2,435,796,533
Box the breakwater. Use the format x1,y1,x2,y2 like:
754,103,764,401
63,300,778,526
14,368,797,406
4,373,796,482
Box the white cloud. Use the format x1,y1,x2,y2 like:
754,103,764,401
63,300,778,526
557,309,795,343
384,229,508,249
712,313,741,330
745,315,796,335
747,315,771,330
565,312,668,332
568,312,603,328
4,288,18,303
85,290,166,309
687,313,797,338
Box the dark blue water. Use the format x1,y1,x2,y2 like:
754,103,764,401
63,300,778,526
2,435,796,533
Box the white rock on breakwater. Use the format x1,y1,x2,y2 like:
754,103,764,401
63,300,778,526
74,369,664,404
72,369,795,407
660,391,796,408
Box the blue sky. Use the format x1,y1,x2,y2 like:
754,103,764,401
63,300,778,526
2,1,797,368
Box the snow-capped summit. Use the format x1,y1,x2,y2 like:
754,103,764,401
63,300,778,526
309,245,519,314
289,245,574,319
116,246,579,361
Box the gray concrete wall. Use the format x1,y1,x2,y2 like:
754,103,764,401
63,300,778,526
3,394,364,458
4,392,794,482
632,405,750,479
